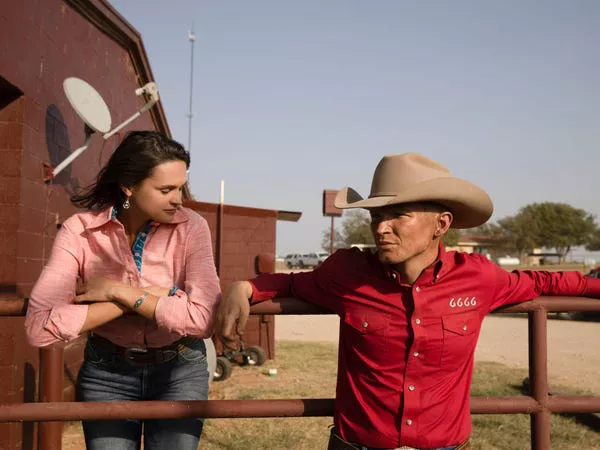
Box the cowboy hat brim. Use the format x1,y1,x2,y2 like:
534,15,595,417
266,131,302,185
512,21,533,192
334,177,493,229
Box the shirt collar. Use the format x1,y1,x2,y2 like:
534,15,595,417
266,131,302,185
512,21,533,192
84,207,115,230
84,206,189,230
382,241,453,285
432,242,449,281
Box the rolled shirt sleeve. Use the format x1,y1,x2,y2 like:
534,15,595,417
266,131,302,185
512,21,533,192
154,216,221,337
25,221,88,347
249,251,347,314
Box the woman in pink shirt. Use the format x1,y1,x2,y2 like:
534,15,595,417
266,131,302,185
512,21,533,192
25,131,221,450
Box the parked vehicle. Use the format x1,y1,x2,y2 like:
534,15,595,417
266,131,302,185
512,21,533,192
284,254,301,268
284,252,330,269
317,252,330,264
497,256,520,266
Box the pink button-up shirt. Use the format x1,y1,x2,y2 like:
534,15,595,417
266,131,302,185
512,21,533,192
25,206,221,348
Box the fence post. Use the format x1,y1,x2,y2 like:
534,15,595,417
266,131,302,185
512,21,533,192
528,308,550,450
38,346,64,450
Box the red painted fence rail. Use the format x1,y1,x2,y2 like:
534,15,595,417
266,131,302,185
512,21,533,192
0,296,598,450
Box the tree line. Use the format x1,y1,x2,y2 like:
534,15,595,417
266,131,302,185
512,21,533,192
322,202,600,264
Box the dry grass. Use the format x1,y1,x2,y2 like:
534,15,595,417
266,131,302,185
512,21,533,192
201,341,337,450
63,341,600,449
470,361,600,449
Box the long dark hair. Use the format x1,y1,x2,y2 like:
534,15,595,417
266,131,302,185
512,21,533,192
71,130,190,210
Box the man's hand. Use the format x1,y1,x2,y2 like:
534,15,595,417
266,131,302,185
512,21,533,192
216,281,252,350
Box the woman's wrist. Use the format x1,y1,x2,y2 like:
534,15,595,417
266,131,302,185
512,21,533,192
110,284,136,307
108,282,126,303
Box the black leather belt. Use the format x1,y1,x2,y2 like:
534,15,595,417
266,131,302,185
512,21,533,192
88,333,197,365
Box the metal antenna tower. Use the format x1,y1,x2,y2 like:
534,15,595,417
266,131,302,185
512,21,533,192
187,24,196,153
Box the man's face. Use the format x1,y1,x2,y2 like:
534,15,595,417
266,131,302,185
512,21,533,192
369,203,444,266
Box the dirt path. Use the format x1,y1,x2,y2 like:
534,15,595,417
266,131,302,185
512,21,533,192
275,314,600,393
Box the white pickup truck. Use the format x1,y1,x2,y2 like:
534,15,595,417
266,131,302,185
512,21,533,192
284,252,329,268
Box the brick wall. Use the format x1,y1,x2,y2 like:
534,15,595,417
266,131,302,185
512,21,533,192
0,95,23,291
0,1,157,298
0,1,158,448
0,2,288,447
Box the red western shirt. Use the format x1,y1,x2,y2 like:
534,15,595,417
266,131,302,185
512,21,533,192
250,245,600,449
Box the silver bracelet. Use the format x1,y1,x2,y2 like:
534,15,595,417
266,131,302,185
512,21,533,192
133,292,149,310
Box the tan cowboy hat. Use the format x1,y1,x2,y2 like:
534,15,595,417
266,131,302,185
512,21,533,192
334,153,493,229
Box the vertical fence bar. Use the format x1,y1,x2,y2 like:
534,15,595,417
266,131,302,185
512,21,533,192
528,308,550,450
38,346,64,450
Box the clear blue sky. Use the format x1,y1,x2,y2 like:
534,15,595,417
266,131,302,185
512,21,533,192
111,0,600,257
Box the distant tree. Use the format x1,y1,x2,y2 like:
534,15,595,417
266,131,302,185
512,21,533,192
452,221,520,260
321,210,374,250
442,228,461,246
341,210,374,247
496,215,538,261
467,223,505,237
586,228,600,251
321,226,345,252
512,202,597,263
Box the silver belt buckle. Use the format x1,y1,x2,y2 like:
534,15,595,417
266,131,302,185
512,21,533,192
123,347,148,361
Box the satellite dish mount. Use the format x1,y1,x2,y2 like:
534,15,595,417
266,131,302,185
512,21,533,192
44,77,160,182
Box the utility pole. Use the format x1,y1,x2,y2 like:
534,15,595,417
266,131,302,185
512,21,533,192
187,25,196,154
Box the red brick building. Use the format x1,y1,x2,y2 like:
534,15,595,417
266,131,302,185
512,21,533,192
0,1,297,448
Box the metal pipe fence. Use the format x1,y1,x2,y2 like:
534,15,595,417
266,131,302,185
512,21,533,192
1,296,598,450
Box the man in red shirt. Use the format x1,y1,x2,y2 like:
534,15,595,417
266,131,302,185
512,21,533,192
217,153,600,450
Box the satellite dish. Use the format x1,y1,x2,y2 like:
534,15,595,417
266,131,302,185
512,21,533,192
46,77,160,181
63,77,112,133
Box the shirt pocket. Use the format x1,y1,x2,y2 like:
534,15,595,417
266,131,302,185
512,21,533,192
342,310,390,357
441,310,479,370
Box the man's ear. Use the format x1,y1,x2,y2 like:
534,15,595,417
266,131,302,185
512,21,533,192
435,211,453,237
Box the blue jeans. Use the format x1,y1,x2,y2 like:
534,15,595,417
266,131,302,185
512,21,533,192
76,337,209,450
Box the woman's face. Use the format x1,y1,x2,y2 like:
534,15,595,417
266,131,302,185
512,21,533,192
125,160,188,223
